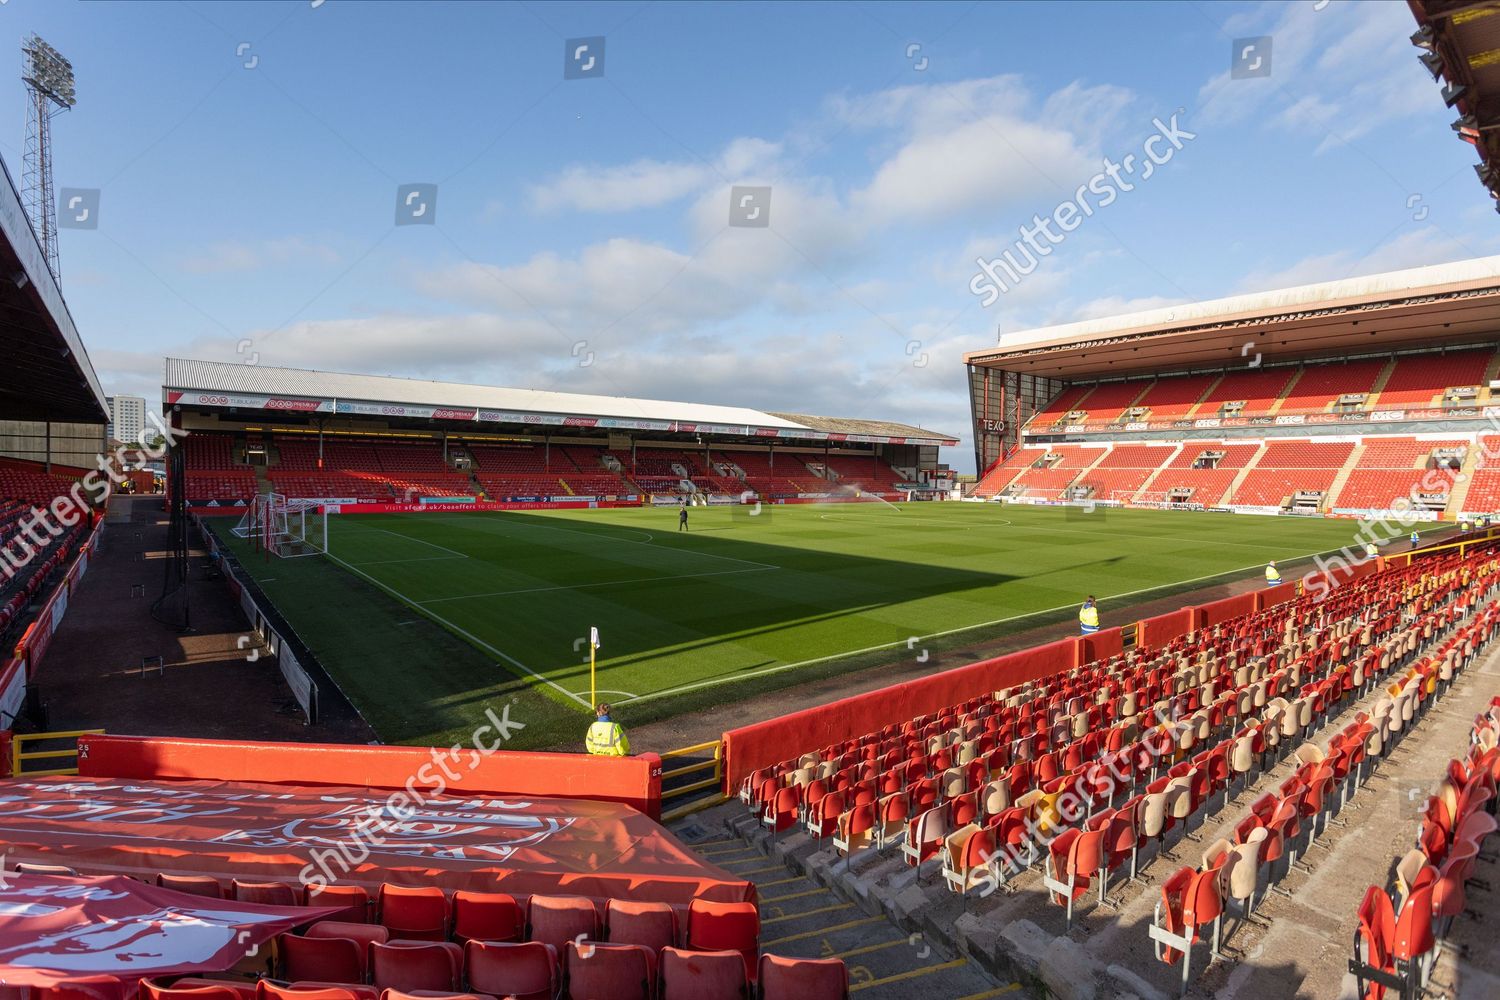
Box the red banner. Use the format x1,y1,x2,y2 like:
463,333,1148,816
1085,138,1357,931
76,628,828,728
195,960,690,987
0,872,336,994
0,776,748,908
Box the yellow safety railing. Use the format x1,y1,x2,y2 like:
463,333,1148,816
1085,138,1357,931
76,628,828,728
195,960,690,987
659,740,724,822
11,729,103,778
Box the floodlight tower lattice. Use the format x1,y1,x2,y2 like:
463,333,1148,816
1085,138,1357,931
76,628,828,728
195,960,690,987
21,33,76,283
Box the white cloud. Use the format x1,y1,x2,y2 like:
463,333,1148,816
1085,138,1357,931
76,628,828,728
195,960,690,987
1197,1,1436,153
528,138,783,213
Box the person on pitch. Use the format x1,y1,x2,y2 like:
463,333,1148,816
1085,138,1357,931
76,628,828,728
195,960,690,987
1265,560,1281,586
678,502,689,532
585,703,630,756
1078,595,1100,635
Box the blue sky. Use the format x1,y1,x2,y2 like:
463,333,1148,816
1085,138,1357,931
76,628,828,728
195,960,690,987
4,0,1492,471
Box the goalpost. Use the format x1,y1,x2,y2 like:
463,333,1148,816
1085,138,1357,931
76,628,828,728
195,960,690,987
231,492,330,558
1116,490,1199,510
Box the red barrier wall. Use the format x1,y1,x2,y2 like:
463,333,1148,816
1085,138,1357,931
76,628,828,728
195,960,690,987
722,637,1077,791
76,735,664,820
1196,592,1257,628
1077,626,1123,664
1136,607,1196,650
1257,581,1298,610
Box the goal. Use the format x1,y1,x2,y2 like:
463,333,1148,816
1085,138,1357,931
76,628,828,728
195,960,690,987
231,492,329,558
1115,489,1202,510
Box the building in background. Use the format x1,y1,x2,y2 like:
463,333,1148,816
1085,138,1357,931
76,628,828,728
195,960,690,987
107,394,146,445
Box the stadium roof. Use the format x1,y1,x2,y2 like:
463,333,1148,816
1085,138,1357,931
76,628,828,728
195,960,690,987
0,156,107,423
964,255,1500,381
1409,1,1500,202
163,359,958,446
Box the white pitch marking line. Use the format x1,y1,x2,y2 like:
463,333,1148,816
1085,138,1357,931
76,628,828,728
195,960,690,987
573,688,640,700
419,565,778,605
614,546,1349,706
359,525,473,558
349,555,469,567
323,551,590,708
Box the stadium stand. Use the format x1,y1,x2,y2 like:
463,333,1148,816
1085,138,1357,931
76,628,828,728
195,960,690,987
1074,444,1179,503
1332,437,1465,512
1005,446,1105,498
1067,381,1150,425
1225,440,1355,508
1347,693,1500,1000
971,448,1036,498
1148,443,1261,508
1375,348,1495,407
1277,359,1388,415
1130,373,1221,419
1194,367,1299,420
728,541,1500,997
1031,384,1096,427
819,454,905,493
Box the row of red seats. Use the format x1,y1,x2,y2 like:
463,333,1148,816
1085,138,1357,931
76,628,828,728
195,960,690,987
1149,598,1499,993
10,865,842,1000
1349,691,1500,1000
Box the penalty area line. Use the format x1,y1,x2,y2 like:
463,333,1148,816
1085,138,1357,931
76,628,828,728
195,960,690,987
324,551,590,709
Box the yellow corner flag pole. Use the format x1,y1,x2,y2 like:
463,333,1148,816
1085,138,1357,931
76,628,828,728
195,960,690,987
589,626,600,708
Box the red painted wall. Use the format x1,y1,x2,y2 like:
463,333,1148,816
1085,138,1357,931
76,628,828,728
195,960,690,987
76,735,664,820
1136,607,1196,650
722,637,1078,791
1196,592,1257,628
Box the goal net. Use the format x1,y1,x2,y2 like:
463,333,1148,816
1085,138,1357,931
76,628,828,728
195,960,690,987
231,492,329,558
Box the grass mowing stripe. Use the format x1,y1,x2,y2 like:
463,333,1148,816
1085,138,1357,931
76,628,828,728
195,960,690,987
215,503,1389,750
418,565,777,604
618,549,1346,705
323,550,589,708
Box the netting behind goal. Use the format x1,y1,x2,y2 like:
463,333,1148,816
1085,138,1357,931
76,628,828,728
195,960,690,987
231,493,329,558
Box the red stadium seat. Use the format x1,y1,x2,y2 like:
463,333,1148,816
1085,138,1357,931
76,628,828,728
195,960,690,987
686,900,759,981
257,985,368,1000
306,920,390,952
452,890,523,944
232,879,298,906
305,883,373,923
369,941,463,991
755,955,849,999
604,898,678,953
659,947,748,1000
527,895,600,954
378,884,450,941
281,933,365,984
156,874,223,898
139,982,243,1000
464,940,558,1000
562,941,656,1000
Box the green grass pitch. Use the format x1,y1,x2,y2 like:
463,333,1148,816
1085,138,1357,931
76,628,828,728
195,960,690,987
213,502,1374,751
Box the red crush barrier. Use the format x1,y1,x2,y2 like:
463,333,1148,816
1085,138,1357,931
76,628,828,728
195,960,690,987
76,734,664,820
1136,607,1196,650
722,637,1077,791
1196,592,1257,628
1257,581,1298,609
1077,626,1123,664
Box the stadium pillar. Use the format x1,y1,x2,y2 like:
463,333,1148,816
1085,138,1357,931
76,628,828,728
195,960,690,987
43,422,51,473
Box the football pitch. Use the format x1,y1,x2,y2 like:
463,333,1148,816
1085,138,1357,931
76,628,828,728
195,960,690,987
214,502,1370,750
